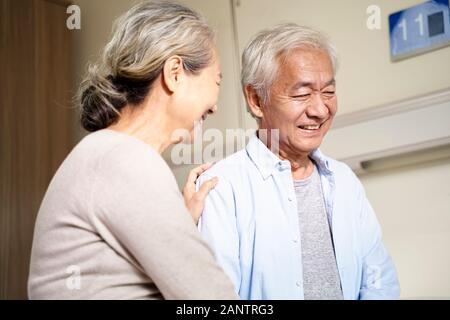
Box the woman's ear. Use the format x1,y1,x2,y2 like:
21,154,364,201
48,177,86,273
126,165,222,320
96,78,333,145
244,85,264,120
162,55,184,93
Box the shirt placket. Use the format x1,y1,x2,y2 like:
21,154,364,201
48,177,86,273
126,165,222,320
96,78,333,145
274,161,305,298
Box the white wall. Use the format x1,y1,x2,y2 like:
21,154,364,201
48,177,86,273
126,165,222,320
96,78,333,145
360,158,450,299
72,0,450,298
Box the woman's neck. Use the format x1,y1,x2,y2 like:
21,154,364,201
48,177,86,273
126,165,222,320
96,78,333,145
108,99,176,154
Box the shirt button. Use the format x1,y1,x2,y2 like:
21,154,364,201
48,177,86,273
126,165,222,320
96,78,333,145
296,281,301,287
293,237,298,243
288,196,293,201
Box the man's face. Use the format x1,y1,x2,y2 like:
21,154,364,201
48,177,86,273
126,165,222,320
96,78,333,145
259,47,337,157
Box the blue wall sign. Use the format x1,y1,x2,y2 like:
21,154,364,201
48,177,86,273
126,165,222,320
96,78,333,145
389,0,450,61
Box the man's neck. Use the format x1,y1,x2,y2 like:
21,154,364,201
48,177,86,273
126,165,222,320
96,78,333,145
257,130,314,180
280,150,314,180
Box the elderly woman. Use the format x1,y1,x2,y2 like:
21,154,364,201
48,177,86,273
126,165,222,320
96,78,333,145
28,1,237,299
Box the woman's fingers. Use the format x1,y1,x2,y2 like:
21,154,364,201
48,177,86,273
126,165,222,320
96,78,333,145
182,163,218,224
185,163,212,187
183,163,213,198
188,176,219,224
195,176,219,204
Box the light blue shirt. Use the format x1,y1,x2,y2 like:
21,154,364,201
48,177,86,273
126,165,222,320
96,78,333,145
197,133,400,300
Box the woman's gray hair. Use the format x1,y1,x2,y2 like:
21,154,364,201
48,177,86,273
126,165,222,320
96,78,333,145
78,1,215,132
241,23,338,120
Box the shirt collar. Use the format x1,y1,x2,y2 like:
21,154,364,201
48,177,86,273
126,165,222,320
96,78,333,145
245,133,332,180
309,148,333,175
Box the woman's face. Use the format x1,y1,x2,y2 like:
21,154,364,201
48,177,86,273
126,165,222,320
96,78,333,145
171,49,222,142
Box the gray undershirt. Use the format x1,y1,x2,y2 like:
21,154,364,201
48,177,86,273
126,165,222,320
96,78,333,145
294,164,344,300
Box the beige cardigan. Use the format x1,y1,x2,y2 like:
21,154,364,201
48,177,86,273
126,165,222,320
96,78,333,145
28,129,237,299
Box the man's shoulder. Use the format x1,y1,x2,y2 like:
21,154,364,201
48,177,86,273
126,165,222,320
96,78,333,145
201,148,252,179
327,156,354,175
322,154,364,192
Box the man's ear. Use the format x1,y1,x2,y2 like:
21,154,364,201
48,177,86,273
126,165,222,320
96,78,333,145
244,85,264,119
162,55,184,93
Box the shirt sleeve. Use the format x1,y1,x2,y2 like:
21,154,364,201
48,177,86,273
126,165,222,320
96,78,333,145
90,143,238,300
356,181,401,300
196,173,241,295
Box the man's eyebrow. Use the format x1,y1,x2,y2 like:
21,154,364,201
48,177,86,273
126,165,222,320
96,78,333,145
323,79,336,87
292,81,313,90
291,78,336,90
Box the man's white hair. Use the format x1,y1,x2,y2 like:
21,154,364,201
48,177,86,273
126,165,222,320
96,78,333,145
241,23,338,121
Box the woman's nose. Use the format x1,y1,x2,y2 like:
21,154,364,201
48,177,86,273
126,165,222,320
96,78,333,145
209,104,218,114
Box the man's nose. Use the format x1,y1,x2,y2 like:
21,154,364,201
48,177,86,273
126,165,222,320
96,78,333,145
306,93,329,119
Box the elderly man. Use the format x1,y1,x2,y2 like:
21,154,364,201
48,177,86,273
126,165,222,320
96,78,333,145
196,24,400,300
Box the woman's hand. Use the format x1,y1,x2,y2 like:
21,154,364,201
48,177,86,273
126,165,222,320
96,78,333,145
182,163,218,225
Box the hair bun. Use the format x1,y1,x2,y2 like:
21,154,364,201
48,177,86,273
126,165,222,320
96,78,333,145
79,70,127,132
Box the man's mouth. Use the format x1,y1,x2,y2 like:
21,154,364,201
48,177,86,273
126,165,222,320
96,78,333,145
297,123,321,131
